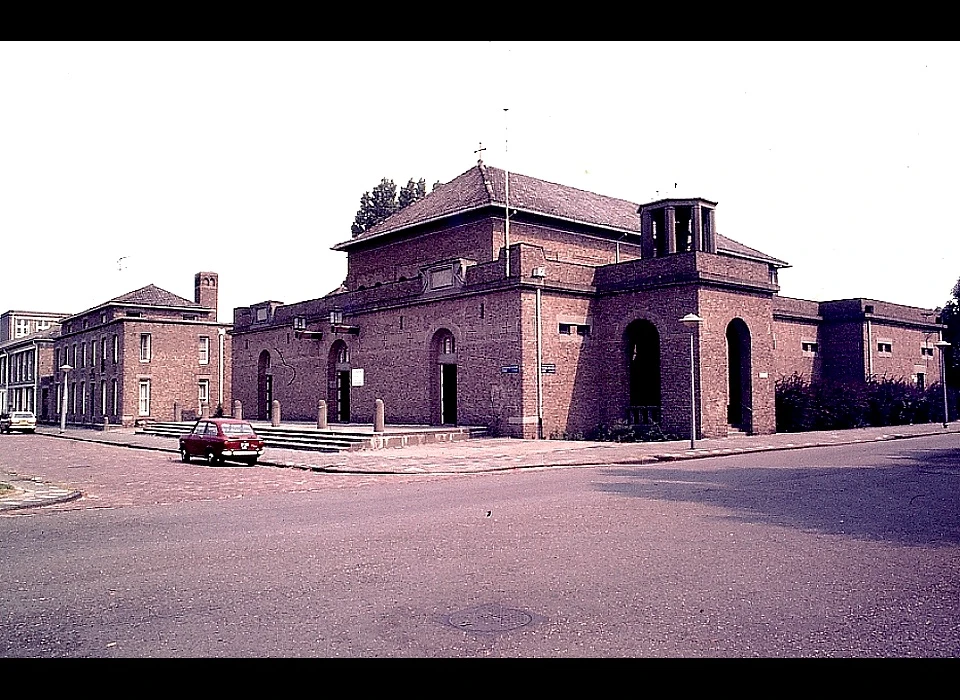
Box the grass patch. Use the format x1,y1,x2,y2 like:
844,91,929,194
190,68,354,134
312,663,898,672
0,482,14,496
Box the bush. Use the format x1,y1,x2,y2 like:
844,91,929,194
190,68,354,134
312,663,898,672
775,374,947,433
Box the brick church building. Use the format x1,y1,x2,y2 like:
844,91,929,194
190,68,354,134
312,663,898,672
229,161,946,439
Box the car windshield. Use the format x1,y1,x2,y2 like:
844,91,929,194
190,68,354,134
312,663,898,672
221,422,256,435
13,413,34,419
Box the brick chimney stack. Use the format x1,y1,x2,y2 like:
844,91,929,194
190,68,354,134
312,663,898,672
194,271,218,314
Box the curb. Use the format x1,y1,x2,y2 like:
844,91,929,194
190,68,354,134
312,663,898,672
3,424,955,511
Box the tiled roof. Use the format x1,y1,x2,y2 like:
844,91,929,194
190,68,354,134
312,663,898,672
109,284,201,309
716,234,790,268
335,163,640,250
335,162,788,267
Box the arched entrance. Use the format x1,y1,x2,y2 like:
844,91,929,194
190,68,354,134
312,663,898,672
257,350,272,421
625,320,661,425
328,340,351,422
726,318,753,432
430,329,457,425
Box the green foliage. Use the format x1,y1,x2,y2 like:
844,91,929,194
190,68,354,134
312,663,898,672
351,176,431,236
775,374,946,432
940,275,960,390
587,419,677,443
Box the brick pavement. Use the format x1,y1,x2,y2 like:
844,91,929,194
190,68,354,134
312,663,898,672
1,421,957,512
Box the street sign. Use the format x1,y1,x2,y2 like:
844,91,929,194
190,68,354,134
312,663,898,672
501,365,520,374
541,363,556,374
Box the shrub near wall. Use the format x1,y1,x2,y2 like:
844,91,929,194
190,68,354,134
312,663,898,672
775,374,948,432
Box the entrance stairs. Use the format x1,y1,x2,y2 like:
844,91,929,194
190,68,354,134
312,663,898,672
726,424,748,438
138,421,488,453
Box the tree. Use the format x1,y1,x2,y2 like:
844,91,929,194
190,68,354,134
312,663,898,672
351,176,432,237
939,275,960,390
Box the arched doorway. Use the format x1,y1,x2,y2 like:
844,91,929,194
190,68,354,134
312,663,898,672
625,320,661,425
328,340,351,423
430,329,457,425
726,319,752,432
257,350,272,421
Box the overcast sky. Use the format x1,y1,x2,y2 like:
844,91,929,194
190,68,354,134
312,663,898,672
2,41,957,322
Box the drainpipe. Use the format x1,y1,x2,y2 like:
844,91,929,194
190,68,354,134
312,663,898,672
218,328,225,408
865,316,874,378
535,284,543,439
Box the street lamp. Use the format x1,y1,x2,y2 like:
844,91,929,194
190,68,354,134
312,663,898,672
935,340,951,428
680,313,703,450
59,364,72,433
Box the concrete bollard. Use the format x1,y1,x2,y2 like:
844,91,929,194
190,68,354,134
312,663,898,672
102,415,109,431
173,402,182,422
201,401,209,419
233,400,242,420
271,399,281,427
317,400,328,430
374,398,385,433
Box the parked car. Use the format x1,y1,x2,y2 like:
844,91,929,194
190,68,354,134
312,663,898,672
0,411,37,434
179,418,264,465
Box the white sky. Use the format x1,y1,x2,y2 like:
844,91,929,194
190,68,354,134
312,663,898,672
1,41,958,322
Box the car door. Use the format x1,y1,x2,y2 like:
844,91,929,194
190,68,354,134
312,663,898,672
185,421,208,457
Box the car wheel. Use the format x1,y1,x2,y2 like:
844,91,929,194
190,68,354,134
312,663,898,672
180,448,191,463
205,450,220,466
245,458,258,466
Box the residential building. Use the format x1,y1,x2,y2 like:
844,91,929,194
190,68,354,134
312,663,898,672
50,272,231,427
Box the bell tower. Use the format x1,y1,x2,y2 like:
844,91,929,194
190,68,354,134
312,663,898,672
638,198,718,259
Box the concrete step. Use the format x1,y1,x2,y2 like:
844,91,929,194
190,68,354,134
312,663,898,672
138,421,490,452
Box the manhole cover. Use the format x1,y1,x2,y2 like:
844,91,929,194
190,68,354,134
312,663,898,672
446,603,533,633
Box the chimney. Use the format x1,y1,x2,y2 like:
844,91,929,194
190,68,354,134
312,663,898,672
194,271,218,315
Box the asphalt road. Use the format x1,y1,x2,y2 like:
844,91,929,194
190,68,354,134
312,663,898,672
1,433,958,657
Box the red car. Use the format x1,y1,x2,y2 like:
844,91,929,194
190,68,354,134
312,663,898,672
179,418,265,465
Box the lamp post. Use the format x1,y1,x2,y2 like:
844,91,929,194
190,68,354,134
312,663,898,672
59,363,72,433
680,313,703,450
935,340,951,428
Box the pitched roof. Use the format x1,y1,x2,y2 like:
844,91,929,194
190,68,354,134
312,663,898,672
335,163,641,251
334,162,788,267
109,284,201,308
716,234,790,268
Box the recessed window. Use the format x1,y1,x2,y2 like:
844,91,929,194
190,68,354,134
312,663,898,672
559,323,590,337
126,311,142,318
199,336,210,365
138,379,151,416
877,341,893,355
429,267,454,290
802,341,819,355
921,346,934,357
140,333,152,362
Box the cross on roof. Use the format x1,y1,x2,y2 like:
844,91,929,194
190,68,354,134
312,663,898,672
474,142,486,164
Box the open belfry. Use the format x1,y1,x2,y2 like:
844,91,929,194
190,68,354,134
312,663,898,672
229,160,945,439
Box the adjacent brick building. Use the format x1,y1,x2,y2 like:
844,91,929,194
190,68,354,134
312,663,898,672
230,162,947,439
50,272,231,427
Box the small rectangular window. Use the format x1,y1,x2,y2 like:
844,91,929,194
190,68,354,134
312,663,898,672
198,379,210,406
802,341,819,355
559,323,590,337
140,333,152,362
877,342,893,355
113,335,119,363
921,346,934,357
199,336,210,365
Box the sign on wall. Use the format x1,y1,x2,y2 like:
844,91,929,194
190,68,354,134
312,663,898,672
351,368,365,387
